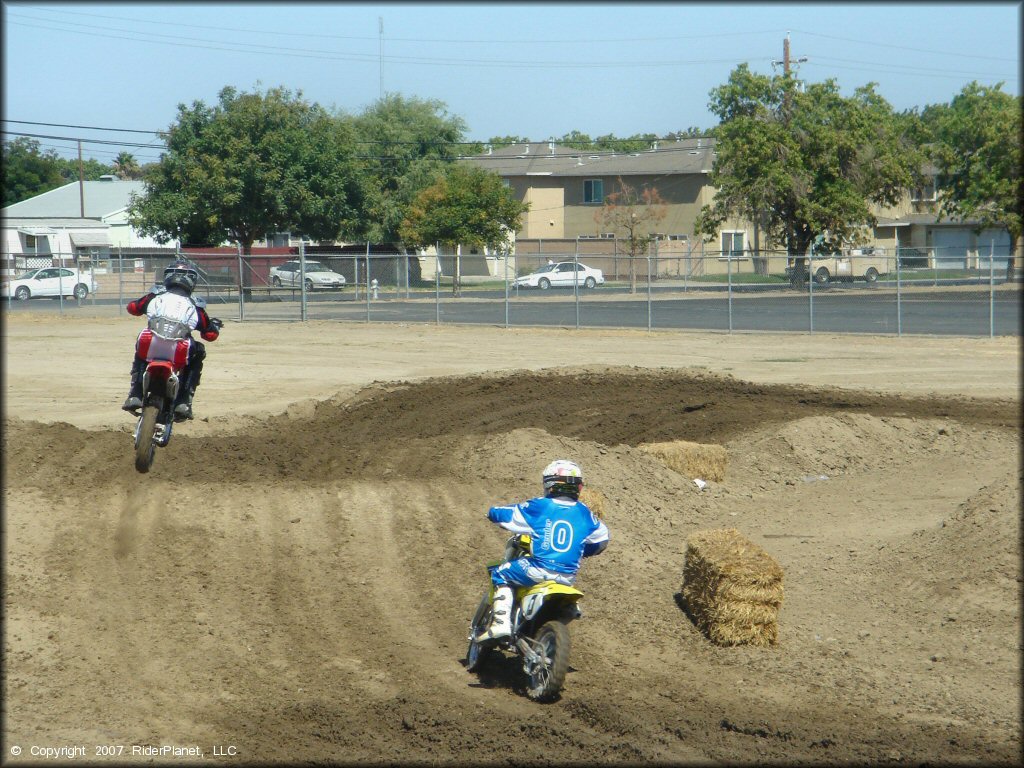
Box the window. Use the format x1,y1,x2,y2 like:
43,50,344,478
721,231,745,258
583,179,604,204
24,235,36,248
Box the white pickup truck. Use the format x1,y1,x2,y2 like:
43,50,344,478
786,248,890,285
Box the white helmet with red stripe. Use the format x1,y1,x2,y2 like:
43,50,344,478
542,459,583,499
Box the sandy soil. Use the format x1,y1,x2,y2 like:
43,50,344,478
2,313,1021,765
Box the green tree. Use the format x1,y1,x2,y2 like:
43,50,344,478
54,156,116,184
2,137,65,205
351,94,467,245
558,130,593,150
594,177,667,293
113,151,142,180
695,64,924,268
129,85,367,251
399,164,529,295
923,82,1022,258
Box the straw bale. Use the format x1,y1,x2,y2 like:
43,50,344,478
639,440,728,482
682,528,784,647
579,487,607,519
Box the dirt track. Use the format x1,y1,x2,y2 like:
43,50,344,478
3,314,1021,765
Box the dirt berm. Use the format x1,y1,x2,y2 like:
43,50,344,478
3,315,1020,765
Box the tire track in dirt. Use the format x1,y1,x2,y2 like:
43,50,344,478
4,368,1020,764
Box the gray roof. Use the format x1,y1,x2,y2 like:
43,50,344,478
460,138,716,177
1,179,145,219
3,216,110,230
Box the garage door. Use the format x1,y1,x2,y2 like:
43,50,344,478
930,229,971,267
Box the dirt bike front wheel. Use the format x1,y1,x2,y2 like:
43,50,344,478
525,620,571,702
466,591,495,672
134,404,159,473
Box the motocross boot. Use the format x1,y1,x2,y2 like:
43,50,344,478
121,357,146,412
475,586,513,642
173,390,194,421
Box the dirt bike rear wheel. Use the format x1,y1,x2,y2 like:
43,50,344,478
526,620,571,702
134,404,159,473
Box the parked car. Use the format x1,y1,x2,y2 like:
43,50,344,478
785,249,889,285
269,260,346,291
1,267,98,301
515,261,605,290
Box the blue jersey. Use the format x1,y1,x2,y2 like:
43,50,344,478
488,496,610,575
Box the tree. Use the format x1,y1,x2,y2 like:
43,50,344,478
695,64,924,273
129,85,368,252
113,152,141,180
55,156,115,184
923,82,1022,260
2,137,65,206
399,164,529,295
351,94,467,245
594,177,667,294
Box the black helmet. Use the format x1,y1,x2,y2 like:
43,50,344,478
163,260,198,295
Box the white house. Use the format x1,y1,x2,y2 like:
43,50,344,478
1,176,176,272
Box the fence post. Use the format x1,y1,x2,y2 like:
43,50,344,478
727,247,733,333
574,238,580,330
57,252,66,315
808,242,814,334
896,245,902,337
365,241,371,324
646,241,652,332
236,244,245,322
435,242,441,325
504,249,510,329
299,241,308,322
989,239,995,338
118,246,124,315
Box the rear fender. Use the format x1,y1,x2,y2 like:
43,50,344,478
517,582,583,622
143,361,180,401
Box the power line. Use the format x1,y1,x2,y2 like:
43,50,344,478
2,119,163,135
11,6,786,45
5,14,777,70
790,28,1018,63
1,130,164,149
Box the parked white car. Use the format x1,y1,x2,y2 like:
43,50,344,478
269,260,346,291
515,261,605,290
2,267,98,300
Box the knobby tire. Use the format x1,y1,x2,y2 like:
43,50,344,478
134,404,159,473
527,620,571,702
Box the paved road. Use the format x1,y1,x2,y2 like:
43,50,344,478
5,283,1020,336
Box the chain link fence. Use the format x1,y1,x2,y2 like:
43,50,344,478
2,242,1019,337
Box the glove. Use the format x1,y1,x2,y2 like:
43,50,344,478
210,317,224,331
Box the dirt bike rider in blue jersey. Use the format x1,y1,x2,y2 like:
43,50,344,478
121,260,221,420
475,459,610,642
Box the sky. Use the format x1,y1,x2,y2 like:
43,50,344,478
2,1,1020,165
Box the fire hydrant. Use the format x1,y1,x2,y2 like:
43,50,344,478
370,278,379,300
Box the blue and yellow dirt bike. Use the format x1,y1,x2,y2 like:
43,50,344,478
465,534,585,703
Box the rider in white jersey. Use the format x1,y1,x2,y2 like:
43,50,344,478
121,260,221,419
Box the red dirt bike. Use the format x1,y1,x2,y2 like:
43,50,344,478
465,534,585,702
130,316,217,473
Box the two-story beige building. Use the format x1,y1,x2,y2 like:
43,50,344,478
462,140,1014,272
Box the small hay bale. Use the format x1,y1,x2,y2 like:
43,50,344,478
682,528,784,647
639,440,728,482
579,487,607,519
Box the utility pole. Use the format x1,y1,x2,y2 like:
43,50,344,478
378,17,384,99
772,32,808,82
